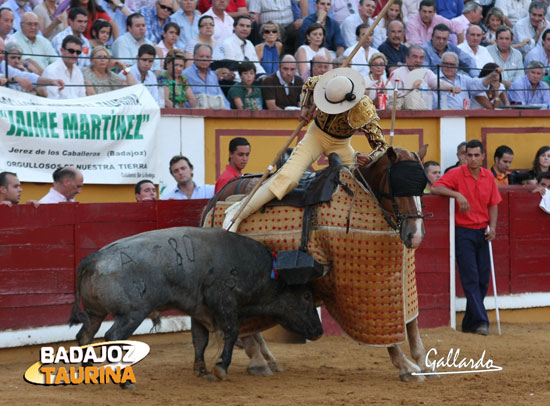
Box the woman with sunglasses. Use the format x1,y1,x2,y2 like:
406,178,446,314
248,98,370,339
157,49,197,108
34,0,66,40
69,0,119,40
295,23,331,79
156,22,181,59
255,21,282,75
183,15,222,68
82,45,137,95
90,19,113,48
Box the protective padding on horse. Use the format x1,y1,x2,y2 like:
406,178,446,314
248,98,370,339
203,169,419,346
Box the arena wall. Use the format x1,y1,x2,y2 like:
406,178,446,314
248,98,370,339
1,189,549,347
16,109,550,203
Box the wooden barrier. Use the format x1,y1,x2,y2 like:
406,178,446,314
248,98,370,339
1,188,549,333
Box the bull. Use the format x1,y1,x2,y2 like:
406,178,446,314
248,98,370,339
68,227,323,380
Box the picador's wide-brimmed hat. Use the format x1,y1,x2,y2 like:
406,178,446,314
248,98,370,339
313,67,366,114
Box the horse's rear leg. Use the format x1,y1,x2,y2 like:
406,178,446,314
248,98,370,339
387,345,425,382
242,335,273,376
255,333,283,373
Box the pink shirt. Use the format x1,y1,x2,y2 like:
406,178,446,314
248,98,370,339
406,13,462,46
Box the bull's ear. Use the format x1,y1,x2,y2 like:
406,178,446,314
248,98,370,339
418,144,429,161
387,147,397,163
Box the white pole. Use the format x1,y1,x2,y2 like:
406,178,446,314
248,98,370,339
487,227,502,335
449,199,456,330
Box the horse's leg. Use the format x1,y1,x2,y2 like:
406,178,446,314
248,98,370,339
387,344,425,382
242,335,273,376
255,333,283,373
406,318,438,378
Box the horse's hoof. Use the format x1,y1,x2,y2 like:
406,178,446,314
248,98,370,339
268,361,283,373
120,381,136,390
247,365,273,376
399,372,426,382
213,365,227,380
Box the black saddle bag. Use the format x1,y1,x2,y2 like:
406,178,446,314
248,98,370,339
275,250,325,285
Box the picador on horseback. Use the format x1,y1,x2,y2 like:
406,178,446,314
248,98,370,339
223,67,389,232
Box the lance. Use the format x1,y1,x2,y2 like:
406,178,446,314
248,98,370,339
224,0,397,231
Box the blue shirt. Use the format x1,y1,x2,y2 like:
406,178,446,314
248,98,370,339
435,0,463,19
508,75,550,107
160,183,215,200
182,64,230,109
524,45,550,76
139,5,171,44
260,43,279,75
433,73,485,109
423,41,477,78
378,39,408,71
100,1,127,45
300,13,345,52
3,0,32,32
171,9,200,49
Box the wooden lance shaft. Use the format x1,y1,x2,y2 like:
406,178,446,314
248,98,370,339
225,0,397,230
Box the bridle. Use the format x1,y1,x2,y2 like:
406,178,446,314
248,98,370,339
356,153,428,231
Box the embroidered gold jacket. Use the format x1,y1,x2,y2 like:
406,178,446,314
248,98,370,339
301,76,388,161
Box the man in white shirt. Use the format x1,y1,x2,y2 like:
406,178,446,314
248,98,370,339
458,25,494,72
341,0,383,48
160,155,215,200
39,166,84,204
51,7,92,67
513,1,550,55
120,43,160,105
343,23,379,79
42,35,86,99
495,0,530,27
0,8,14,42
202,0,234,44
221,15,265,77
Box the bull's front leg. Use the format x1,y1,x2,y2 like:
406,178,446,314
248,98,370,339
191,319,210,378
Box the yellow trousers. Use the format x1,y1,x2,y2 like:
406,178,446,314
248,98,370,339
227,121,356,229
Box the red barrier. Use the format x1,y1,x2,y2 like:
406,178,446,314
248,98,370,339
1,189,549,332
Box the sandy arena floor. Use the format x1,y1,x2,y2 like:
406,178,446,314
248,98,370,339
1,322,549,406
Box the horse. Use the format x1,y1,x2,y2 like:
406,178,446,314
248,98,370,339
201,145,431,382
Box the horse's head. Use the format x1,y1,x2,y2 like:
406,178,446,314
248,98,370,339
356,145,428,249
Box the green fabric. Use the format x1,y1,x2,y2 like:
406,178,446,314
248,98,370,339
157,71,190,108
228,83,263,110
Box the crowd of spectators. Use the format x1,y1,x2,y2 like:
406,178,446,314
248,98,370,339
0,0,549,109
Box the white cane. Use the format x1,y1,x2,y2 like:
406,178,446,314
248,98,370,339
487,226,502,335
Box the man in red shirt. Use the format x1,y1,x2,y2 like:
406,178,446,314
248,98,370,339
215,137,251,193
432,139,502,335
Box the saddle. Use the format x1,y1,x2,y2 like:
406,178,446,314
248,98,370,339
268,152,352,208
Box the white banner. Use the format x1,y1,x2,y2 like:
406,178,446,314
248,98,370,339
0,85,160,184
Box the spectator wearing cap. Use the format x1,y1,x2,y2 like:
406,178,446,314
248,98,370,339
508,61,550,106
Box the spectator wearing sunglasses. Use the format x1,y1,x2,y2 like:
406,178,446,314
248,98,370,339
52,8,92,67
43,35,86,99
139,0,175,44
255,21,283,75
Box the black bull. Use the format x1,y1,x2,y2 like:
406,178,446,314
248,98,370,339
68,227,323,380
